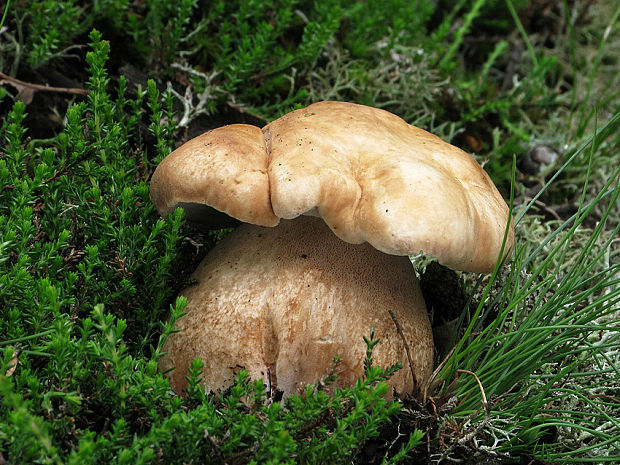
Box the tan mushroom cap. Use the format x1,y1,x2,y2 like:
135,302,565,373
150,101,513,273
150,124,278,227
159,216,433,397
265,102,513,273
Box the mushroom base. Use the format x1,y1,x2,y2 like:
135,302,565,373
159,216,434,398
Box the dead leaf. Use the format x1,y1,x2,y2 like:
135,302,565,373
5,348,18,377
0,79,36,104
464,133,483,152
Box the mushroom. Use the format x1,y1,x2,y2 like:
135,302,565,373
151,101,513,398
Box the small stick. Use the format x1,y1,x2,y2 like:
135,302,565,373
388,309,418,391
0,71,89,96
438,368,491,461
204,430,229,465
457,369,487,406
455,369,490,446
422,343,458,402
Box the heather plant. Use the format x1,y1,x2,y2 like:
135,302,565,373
1,29,182,347
0,30,423,464
2,0,197,70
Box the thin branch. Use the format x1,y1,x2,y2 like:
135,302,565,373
388,309,418,392
0,71,89,96
422,343,458,402
437,369,492,461
455,369,490,446
204,429,229,465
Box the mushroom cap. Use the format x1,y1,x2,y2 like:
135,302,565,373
151,101,513,273
150,124,278,227
159,216,433,397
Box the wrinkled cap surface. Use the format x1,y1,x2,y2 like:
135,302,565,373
150,101,513,273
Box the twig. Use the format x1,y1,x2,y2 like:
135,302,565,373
457,369,487,407
437,369,491,461
532,199,563,221
588,393,620,403
225,439,261,465
422,343,458,402
454,369,490,446
514,185,543,205
0,71,89,96
204,429,229,465
387,309,418,392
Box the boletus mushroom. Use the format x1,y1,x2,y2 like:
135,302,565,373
151,101,513,398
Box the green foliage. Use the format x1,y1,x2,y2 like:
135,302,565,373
23,0,83,68
6,0,437,119
176,0,348,119
0,30,182,351
437,0,488,70
437,116,620,461
5,0,198,69
1,0,619,463
341,0,433,58
0,30,422,465
1,300,421,463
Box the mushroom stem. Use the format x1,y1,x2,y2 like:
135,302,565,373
159,216,434,398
